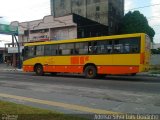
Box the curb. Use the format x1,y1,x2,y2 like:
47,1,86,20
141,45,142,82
138,73,160,77
147,74,160,77
1,69,23,72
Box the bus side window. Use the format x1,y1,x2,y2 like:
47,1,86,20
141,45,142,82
91,41,98,54
44,45,51,56
59,43,74,55
28,46,35,58
131,45,138,53
68,44,74,55
36,46,44,56
59,44,65,55
88,42,92,54
75,42,88,55
123,37,140,53
71,49,74,54
75,48,79,54
113,40,123,54
59,49,62,55
106,41,113,54
96,41,108,54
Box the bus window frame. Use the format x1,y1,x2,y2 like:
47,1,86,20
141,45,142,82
23,36,141,60
36,45,45,56
58,43,75,56
44,44,58,56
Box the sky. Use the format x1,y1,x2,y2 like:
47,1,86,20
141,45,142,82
0,0,160,47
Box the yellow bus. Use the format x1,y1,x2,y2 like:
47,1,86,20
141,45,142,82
22,33,151,78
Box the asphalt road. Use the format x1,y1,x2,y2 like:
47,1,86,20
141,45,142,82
0,71,160,114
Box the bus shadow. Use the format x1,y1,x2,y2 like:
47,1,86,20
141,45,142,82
44,73,85,79
104,76,160,83
38,73,160,83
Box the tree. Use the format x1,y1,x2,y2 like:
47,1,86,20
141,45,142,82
118,11,155,42
151,49,160,54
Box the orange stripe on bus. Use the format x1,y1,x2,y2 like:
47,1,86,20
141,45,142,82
23,65,139,74
71,57,79,64
80,57,85,64
140,53,145,64
43,66,83,73
98,66,139,74
70,56,90,65
23,66,34,72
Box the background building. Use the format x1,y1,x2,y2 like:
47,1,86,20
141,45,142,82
11,14,108,44
10,14,107,67
50,0,124,35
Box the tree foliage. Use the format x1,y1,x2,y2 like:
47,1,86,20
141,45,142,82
118,11,155,42
151,49,160,54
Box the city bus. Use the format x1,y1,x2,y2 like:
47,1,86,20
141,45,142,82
22,33,151,78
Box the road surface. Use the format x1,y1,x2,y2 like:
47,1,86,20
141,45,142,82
0,71,160,114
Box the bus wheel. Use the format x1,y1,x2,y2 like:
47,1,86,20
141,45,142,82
35,65,44,76
84,66,97,79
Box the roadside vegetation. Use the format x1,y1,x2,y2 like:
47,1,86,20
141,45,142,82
0,100,87,120
150,70,160,74
149,66,160,74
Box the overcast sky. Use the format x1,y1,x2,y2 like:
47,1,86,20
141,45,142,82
0,0,160,47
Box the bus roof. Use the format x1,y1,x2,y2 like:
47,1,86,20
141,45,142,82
24,33,145,46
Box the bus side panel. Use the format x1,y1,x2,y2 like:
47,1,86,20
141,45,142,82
96,54,140,74
43,65,83,73
97,66,139,74
112,54,140,65
23,65,34,72
23,54,140,74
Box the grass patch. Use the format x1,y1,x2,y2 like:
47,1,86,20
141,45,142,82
0,101,87,120
150,70,160,74
150,66,160,71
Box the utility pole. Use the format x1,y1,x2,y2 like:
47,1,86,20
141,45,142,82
27,22,30,42
13,34,21,69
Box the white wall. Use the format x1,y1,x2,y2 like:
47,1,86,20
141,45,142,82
152,43,160,49
150,54,160,65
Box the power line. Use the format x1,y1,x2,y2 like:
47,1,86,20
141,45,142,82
126,3,160,11
152,25,160,27
147,16,160,20
155,33,160,35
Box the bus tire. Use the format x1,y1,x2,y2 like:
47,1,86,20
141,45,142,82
84,65,97,79
35,65,44,76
